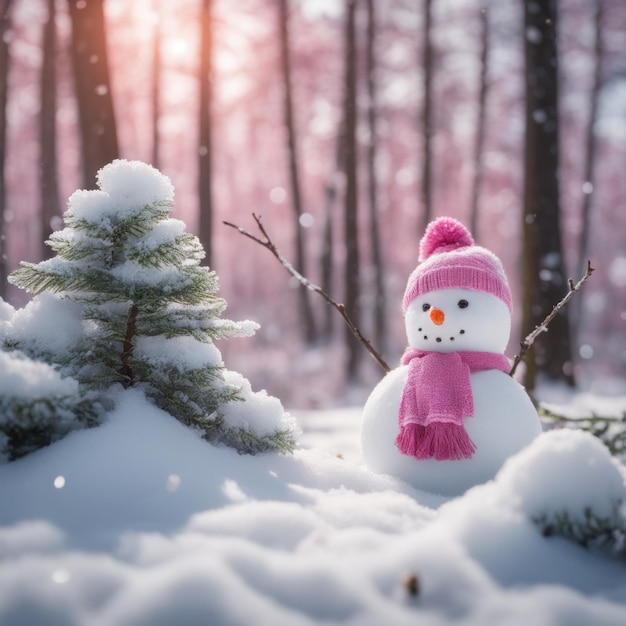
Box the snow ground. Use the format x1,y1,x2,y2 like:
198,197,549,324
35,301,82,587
1,388,626,626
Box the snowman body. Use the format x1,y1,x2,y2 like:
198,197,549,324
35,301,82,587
361,287,542,496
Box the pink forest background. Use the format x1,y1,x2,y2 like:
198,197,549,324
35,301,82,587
3,0,625,407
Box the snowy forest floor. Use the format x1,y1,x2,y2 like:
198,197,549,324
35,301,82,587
1,387,626,626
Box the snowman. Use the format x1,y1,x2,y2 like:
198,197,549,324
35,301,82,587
361,217,542,496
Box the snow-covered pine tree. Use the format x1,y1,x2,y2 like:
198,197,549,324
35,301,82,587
9,160,297,454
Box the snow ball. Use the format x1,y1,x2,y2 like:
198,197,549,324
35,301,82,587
96,160,175,207
299,213,314,228
609,257,626,288
219,370,299,438
494,429,626,522
51,569,71,584
526,26,543,44
165,474,181,492
269,187,287,204
53,476,66,489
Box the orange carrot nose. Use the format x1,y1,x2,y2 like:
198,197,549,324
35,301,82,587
429,307,445,325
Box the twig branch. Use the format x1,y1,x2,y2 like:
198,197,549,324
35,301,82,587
510,260,595,377
223,213,391,374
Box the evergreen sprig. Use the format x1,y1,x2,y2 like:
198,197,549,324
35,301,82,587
534,504,626,559
217,426,298,455
0,391,102,462
540,408,626,457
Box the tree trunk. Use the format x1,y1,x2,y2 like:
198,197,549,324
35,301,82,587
151,0,162,169
278,0,317,343
574,0,604,336
319,125,344,340
521,0,575,389
365,0,386,353
343,0,360,381
40,0,61,260
198,0,213,267
469,4,489,241
0,0,13,299
420,0,434,233
67,0,119,188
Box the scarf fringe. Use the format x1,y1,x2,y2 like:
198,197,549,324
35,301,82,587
396,422,476,460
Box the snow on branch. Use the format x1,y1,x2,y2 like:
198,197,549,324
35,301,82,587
510,260,595,378
223,214,391,374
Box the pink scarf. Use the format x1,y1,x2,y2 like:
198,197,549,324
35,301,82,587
396,349,510,461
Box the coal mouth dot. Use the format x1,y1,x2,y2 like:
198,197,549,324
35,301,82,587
436,338,442,343
423,335,428,340
459,329,465,335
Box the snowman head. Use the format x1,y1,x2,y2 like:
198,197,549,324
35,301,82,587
403,217,512,354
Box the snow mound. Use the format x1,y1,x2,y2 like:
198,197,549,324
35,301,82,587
221,370,299,438
1,394,626,625
495,429,626,521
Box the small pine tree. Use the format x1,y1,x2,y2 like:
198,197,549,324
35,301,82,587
9,160,297,454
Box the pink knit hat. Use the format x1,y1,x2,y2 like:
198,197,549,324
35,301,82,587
402,217,512,312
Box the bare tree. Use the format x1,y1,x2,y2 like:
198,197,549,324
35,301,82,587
319,121,346,340
420,0,434,232
278,0,317,343
67,0,119,187
574,0,604,335
521,0,575,389
0,0,12,298
40,0,61,260
319,149,339,339
342,0,360,381
364,0,386,352
469,4,490,241
198,0,214,266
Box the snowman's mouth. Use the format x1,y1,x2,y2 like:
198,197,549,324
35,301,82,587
418,328,466,343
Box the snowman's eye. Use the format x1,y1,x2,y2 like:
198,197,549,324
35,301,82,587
458,299,469,309
422,303,431,312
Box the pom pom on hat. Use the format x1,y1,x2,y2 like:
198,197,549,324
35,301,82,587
419,216,474,262
403,216,512,312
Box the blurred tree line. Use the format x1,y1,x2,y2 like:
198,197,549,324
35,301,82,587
0,0,624,403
